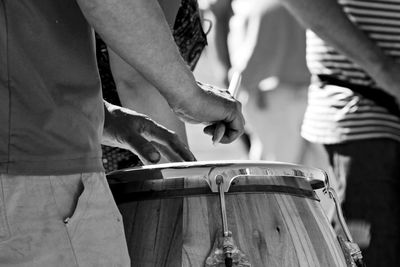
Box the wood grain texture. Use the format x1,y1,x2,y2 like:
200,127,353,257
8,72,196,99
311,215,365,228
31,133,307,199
118,198,183,266
114,175,347,267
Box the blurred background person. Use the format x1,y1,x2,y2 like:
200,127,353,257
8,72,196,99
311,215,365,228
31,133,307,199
196,0,330,171
229,0,337,228
190,0,338,227
280,0,400,265
228,0,329,170
198,0,233,86
185,0,251,160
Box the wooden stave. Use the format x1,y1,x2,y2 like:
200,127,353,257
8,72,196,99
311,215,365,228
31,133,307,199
113,175,347,267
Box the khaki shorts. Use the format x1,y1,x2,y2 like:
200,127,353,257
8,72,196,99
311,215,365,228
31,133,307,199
0,172,130,267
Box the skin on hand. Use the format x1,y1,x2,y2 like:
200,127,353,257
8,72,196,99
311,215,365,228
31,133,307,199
102,101,196,164
171,82,246,144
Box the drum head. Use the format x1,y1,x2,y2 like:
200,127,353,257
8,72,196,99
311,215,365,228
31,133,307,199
107,160,326,188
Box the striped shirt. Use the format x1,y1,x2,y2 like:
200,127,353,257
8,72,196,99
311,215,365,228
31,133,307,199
302,0,400,144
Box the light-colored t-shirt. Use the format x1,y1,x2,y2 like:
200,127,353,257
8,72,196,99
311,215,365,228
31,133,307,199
0,0,104,174
302,0,400,144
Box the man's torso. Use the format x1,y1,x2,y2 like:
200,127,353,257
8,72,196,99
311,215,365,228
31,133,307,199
0,0,104,174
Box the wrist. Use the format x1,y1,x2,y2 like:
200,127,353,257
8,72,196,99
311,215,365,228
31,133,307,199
165,79,202,109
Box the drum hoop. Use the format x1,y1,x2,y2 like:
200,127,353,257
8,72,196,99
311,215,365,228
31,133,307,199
107,160,327,190
111,183,318,204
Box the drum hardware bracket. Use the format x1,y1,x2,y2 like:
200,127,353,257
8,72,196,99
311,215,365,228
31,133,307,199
217,175,230,238
324,184,365,267
337,236,365,267
205,175,251,267
205,170,239,193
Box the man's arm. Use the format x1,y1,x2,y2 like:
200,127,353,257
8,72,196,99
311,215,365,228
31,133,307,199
76,0,245,143
281,0,400,100
78,0,195,104
107,48,189,145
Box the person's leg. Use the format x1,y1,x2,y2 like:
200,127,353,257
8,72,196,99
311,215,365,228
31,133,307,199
325,139,400,266
0,174,77,266
0,173,130,267
53,172,130,267
206,0,233,86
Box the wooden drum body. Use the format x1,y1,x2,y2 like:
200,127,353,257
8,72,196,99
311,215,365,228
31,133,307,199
108,161,348,267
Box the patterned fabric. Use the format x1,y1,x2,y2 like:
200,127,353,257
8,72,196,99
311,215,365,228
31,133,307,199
173,0,208,70
97,0,207,173
101,145,142,173
96,37,121,107
302,0,400,145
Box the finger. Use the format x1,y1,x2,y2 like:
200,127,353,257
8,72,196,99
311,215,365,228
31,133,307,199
203,124,216,136
144,122,196,162
227,117,245,138
219,129,243,144
212,123,226,144
205,123,240,144
223,103,245,142
232,102,246,130
150,142,184,162
125,134,161,164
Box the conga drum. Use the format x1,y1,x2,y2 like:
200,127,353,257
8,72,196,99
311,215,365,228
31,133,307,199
107,161,352,267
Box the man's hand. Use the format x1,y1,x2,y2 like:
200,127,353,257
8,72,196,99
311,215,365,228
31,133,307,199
102,101,196,164
170,82,245,144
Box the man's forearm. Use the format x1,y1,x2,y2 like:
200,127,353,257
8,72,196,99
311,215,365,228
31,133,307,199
77,0,199,106
281,0,396,93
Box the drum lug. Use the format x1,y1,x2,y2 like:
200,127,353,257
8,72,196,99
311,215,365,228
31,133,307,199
325,186,365,267
205,232,251,267
206,170,238,193
204,175,252,267
337,236,365,267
